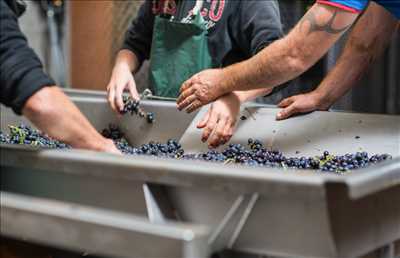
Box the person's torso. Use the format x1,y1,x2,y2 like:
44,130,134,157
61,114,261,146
4,0,26,17
151,0,249,67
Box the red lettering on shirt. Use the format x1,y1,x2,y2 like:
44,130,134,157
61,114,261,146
152,0,177,15
201,8,209,17
209,0,225,22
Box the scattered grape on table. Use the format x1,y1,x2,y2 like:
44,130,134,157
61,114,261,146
0,124,393,174
0,125,69,149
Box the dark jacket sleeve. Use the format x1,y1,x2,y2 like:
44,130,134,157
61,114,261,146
235,0,283,57
121,0,155,69
0,0,55,115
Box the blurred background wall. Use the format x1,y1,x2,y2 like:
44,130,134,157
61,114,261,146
19,1,47,68
20,0,399,114
69,0,145,90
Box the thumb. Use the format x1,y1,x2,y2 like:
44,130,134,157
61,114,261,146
276,104,297,120
278,97,294,108
128,79,140,101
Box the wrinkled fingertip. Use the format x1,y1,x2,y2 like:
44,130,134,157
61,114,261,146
177,101,187,110
179,84,188,94
201,131,210,142
131,95,140,102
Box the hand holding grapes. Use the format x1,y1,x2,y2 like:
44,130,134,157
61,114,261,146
107,64,140,114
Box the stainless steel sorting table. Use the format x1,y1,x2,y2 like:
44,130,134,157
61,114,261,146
1,192,210,258
1,89,399,258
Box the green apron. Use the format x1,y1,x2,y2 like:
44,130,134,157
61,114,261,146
149,2,213,98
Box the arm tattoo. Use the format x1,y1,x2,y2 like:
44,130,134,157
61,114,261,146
300,8,352,35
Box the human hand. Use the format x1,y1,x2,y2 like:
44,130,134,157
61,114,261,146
177,69,228,113
99,139,122,155
197,93,240,148
23,87,122,155
107,64,140,114
276,91,328,120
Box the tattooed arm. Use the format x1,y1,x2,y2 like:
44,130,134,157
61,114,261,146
218,3,359,92
177,3,360,112
276,2,399,120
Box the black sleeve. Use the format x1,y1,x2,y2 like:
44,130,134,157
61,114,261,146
0,1,55,115
235,0,283,56
121,0,155,69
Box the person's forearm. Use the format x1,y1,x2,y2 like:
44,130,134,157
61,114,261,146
23,87,116,152
233,89,273,103
114,50,140,73
315,3,399,107
220,4,358,93
313,3,399,109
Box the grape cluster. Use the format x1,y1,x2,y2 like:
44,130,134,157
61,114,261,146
101,124,124,140
1,125,393,174
101,124,183,157
181,140,392,173
121,96,155,124
0,125,69,149
100,126,392,173
318,151,392,172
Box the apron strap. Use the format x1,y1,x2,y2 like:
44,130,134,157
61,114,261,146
192,0,204,16
181,0,204,23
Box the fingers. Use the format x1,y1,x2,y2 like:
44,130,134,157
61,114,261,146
276,104,297,120
105,139,122,155
222,120,235,144
177,87,196,110
107,82,118,113
278,97,294,108
200,110,236,148
128,79,140,101
277,96,298,120
186,100,203,113
178,95,197,111
212,121,234,148
208,116,227,148
264,87,274,96
197,108,211,129
201,111,218,143
179,76,195,94
106,76,125,114
115,84,125,112
107,77,137,114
